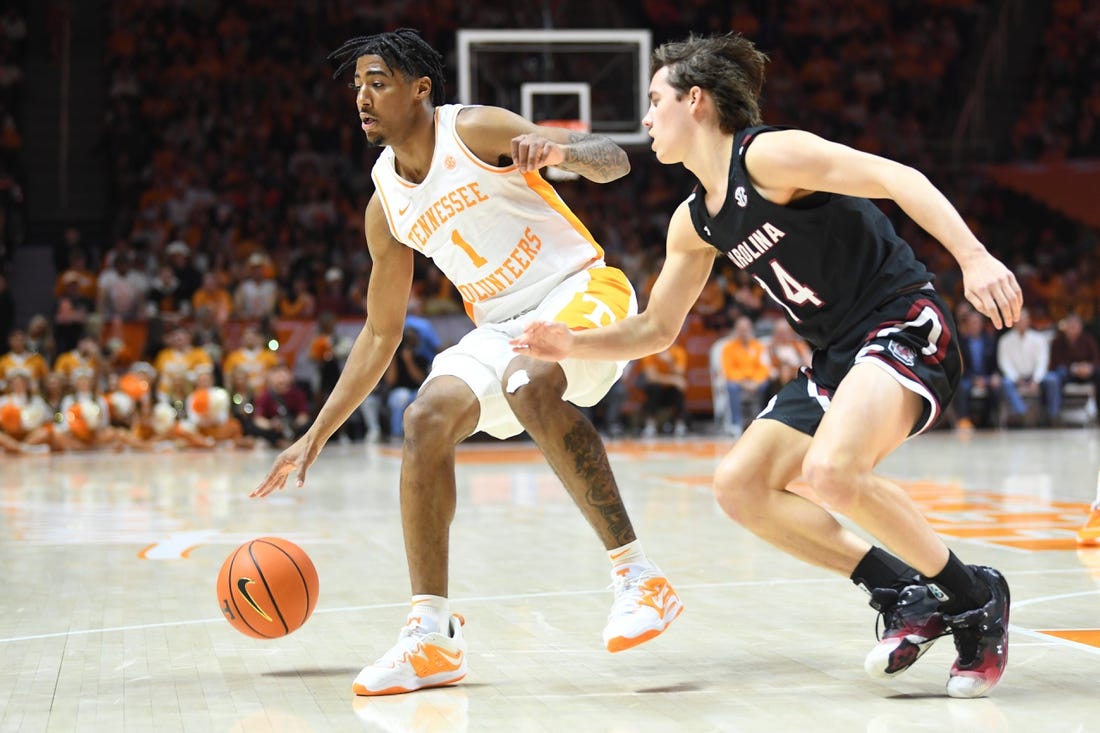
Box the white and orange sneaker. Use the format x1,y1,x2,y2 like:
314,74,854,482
602,563,683,652
353,614,467,696
1078,507,1100,546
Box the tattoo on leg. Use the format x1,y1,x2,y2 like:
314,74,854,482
562,416,633,544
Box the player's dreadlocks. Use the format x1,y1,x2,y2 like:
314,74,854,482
327,28,446,106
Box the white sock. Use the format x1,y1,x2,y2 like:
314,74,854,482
608,539,648,569
408,594,450,634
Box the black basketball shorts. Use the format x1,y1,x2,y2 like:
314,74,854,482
758,286,961,437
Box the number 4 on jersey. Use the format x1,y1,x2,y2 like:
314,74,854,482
769,259,823,307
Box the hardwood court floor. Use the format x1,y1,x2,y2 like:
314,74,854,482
3,428,1100,732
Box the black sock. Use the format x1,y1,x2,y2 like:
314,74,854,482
850,547,920,593
923,551,992,614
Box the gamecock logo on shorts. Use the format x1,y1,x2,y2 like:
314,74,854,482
887,340,917,366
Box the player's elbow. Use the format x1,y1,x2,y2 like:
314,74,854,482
362,322,402,358
650,318,681,352
606,150,630,181
880,162,927,200
584,146,630,183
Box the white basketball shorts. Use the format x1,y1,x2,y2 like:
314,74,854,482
422,264,637,438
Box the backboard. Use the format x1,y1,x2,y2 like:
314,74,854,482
456,29,652,145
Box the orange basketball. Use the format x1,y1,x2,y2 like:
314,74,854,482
216,537,319,638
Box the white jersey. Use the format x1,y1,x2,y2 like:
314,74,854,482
371,104,604,324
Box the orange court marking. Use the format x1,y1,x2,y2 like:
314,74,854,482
390,438,1092,551
1039,629,1100,648
990,538,1083,551
659,471,1090,552
932,527,1037,539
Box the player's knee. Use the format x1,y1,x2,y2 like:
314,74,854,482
501,361,565,416
801,451,863,513
402,397,464,445
713,455,765,527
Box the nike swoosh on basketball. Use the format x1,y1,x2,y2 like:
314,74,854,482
237,577,274,621
398,202,411,215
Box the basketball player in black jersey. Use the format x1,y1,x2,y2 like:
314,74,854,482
514,33,1021,698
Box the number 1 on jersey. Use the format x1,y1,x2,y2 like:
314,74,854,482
451,229,487,268
769,259,823,307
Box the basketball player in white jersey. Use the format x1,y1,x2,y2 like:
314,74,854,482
251,29,683,696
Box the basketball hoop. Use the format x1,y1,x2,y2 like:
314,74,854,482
538,118,589,181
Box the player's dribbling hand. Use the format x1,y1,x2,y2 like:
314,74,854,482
250,433,322,498
510,133,566,173
510,321,574,361
961,251,1023,329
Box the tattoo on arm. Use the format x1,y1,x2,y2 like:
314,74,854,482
558,132,630,183
562,417,634,545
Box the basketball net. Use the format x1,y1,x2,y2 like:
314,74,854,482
538,118,588,181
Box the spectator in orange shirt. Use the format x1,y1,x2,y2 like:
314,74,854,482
153,326,212,377
54,249,97,301
278,274,317,319
53,336,102,385
0,328,49,388
720,315,771,437
191,271,233,324
223,325,280,393
639,341,689,438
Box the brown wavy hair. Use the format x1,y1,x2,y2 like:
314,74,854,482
651,33,768,134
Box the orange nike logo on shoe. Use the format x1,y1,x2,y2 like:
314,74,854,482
407,643,464,678
639,579,673,614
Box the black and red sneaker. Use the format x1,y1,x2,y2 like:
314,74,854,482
864,584,947,678
944,566,1010,698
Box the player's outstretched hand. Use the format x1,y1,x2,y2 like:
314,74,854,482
250,433,322,498
511,133,566,173
510,321,574,361
961,251,1023,329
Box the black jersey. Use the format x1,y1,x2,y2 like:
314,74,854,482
688,126,935,350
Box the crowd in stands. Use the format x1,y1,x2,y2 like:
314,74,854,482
1,0,1098,455
0,1,25,269
952,304,1100,430
0,305,439,454
1011,0,1100,161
